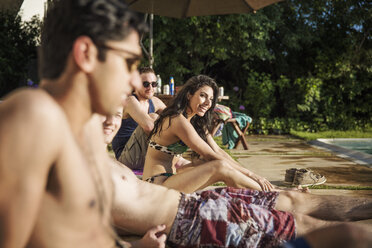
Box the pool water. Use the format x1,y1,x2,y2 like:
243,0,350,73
327,139,372,155
310,138,372,166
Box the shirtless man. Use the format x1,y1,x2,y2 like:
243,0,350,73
112,67,166,170
0,0,165,247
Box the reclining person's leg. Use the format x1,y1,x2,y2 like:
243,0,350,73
291,212,339,236
275,191,372,221
301,223,372,248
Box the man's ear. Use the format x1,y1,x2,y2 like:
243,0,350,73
72,36,98,73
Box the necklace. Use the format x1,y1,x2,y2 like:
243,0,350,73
82,131,120,244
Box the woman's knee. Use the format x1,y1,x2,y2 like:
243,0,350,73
209,160,231,177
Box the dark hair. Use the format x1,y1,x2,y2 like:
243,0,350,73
150,75,218,143
139,67,155,75
39,0,147,79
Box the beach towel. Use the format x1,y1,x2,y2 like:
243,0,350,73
222,112,252,149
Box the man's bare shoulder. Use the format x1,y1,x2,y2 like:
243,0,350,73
126,95,139,104
123,95,139,110
0,88,69,143
150,96,164,105
150,96,166,111
0,89,70,179
1,89,65,122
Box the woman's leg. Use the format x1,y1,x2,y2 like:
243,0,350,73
162,160,262,193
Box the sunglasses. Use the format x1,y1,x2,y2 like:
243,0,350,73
143,81,158,88
96,44,142,72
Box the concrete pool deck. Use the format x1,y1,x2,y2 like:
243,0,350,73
232,134,372,227
232,135,372,188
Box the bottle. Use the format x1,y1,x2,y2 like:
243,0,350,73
218,86,224,97
169,77,175,96
156,74,162,94
163,84,170,95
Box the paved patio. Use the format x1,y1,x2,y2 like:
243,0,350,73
233,135,372,189
231,134,372,227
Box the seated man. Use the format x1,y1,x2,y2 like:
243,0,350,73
112,67,166,170
102,102,372,247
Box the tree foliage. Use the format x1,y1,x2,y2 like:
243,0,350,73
141,0,371,131
0,1,370,131
0,11,41,97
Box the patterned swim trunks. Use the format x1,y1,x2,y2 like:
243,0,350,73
167,187,296,248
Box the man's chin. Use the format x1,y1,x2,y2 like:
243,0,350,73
144,92,154,99
104,134,115,144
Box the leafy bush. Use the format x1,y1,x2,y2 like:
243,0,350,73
0,11,41,97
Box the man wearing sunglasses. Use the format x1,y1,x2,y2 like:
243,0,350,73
112,67,166,171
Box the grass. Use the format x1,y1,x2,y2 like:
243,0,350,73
307,185,372,190
213,183,372,190
212,182,227,187
290,129,372,141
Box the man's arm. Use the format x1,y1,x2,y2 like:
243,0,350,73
125,96,161,134
0,92,64,248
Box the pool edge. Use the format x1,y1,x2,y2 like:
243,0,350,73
309,138,372,167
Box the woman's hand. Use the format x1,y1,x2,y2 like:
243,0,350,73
174,156,191,169
132,224,167,248
251,175,275,191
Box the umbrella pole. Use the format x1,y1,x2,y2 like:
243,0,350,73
140,14,152,67
149,14,154,68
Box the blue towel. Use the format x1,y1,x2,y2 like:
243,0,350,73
222,112,252,149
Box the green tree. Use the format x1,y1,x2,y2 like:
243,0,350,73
0,11,41,97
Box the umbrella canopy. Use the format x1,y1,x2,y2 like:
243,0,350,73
126,0,282,18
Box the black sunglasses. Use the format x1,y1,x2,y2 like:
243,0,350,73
143,81,158,88
96,44,142,73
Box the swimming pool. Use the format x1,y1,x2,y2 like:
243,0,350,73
309,138,372,166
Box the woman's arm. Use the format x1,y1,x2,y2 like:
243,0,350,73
170,115,225,161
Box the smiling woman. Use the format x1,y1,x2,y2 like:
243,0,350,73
142,75,275,193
